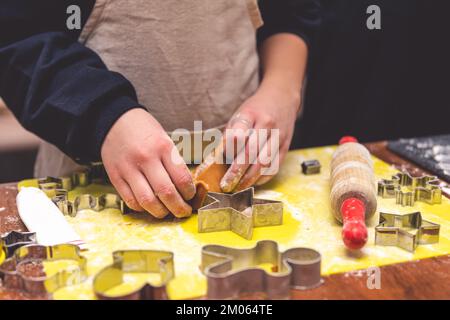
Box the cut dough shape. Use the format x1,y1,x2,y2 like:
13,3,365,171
190,150,228,210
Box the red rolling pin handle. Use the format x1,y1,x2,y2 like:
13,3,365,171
338,136,368,250
340,198,368,250
339,136,358,145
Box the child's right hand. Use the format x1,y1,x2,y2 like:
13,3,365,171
100,109,196,218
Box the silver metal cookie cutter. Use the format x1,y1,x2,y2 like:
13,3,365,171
201,240,323,299
37,162,108,195
378,172,442,206
51,191,133,217
93,250,174,300
0,244,87,294
301,159,321,175
0,231,37,258
37,164,133,216
375,212,440,252
198,187,283,240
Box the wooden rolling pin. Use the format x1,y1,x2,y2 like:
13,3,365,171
330,136,377,249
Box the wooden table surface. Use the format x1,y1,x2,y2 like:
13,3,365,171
1,141,449,300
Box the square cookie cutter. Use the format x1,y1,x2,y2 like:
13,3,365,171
301,160,321,175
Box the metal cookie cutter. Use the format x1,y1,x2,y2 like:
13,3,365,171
93,250,174,300
52,191,133,217
37,166,133,217
201,240,322,299
37,170,90,197
0,243,5,265
1,231,37,258
198,187,283,240
375,212,440,252
37,162,108,196
0,244,87,294
301,159,321,175
378,172,442,206
37,163,108,197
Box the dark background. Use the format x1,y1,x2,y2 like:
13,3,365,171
292,0,450,149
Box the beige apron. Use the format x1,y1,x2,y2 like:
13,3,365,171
34,0,262,177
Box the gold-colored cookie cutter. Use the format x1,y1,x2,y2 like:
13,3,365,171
375,212,440,252
93,250,174,300
37,162,107,194
37,164,133,216
198,187,283,240
37,169,92,195
0,244,87,294
52,190,133,217
0,231,37,258
378,172,442,206
201,240,322,299
0,243,5,265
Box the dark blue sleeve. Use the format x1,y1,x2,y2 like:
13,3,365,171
0,0,144,163
257,0,322,49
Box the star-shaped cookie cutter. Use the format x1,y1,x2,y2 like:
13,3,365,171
0,231,37,258
93,250,174,300
0,244,87,294
197,187,283,240
201,240,322,299
378,172,442,206
375,212,440,252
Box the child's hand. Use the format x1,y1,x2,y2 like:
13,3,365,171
101,109,196,218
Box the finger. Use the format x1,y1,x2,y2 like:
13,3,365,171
247,141,288,189
123,169,169,218
227,112,255,130
235,137,280,191
254,175,274,186
223,112,254,162
106,167,143,212
142,162,192,218
162,145,196,201
221,117,273,192
220,129,260,192
234,161,262,191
